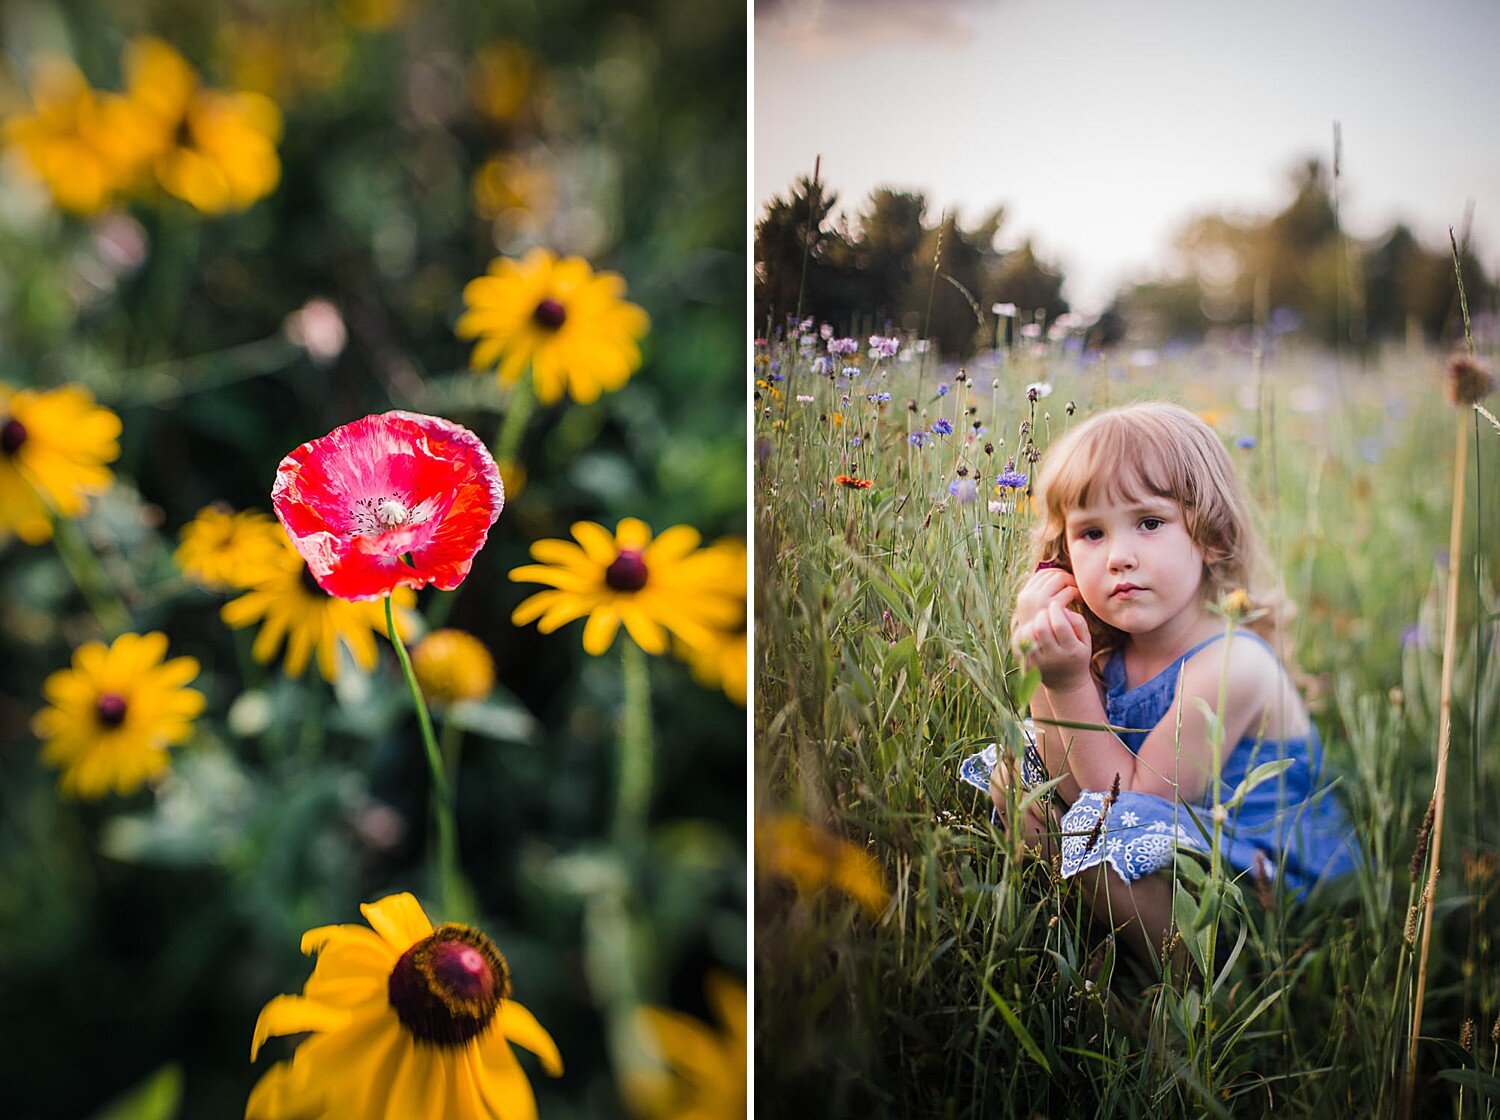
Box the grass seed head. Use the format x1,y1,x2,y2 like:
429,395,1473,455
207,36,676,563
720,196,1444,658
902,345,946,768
1445,353,1496,407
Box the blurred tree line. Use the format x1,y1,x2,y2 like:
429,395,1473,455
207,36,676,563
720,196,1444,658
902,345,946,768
753,176,1068,357
756,159,1493,357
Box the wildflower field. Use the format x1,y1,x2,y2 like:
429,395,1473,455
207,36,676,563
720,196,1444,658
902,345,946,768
754,326,1500,1116
0,3,745,1118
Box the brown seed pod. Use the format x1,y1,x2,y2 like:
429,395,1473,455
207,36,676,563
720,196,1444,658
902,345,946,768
1445,353,1496,407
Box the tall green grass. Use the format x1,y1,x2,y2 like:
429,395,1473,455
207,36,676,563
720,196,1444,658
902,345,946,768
755,333,1500,1117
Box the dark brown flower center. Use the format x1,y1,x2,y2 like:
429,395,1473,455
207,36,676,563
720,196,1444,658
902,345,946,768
604,548,648,592
96,691,128,728
299,565,325,597
532,298,567,330
0,417,26,455
387,924,510,1047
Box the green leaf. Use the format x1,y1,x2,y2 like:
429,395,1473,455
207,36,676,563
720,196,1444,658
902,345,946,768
1438,1068,1500,1098
981,981,1052,1074
90,1065,182,1120
1013,666,1042,708
882,635,920,679
1223,759,1296,810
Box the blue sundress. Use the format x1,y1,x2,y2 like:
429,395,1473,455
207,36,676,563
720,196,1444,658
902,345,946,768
967,633,1360,894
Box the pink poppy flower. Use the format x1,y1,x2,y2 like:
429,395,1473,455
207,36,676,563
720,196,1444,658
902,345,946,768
272,411,504,602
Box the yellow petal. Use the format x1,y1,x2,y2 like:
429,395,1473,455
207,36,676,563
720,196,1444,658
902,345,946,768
251,995,351,1061
497,1001,563,1076
360,892,434,950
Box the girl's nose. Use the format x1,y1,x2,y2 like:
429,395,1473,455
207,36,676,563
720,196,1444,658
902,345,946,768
1108,544,1136,571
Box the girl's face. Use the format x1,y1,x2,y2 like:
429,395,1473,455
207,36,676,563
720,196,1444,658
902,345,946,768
1063,492,1209,643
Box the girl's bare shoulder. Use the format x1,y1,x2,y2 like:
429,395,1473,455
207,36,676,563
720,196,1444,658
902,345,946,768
1179,633,1312,740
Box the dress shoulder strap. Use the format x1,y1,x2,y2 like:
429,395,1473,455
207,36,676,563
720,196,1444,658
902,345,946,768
1176,629,1277,669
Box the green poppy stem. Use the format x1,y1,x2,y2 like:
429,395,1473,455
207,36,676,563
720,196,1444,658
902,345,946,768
613,639,654,845
494,377,537,468
385,595,463,918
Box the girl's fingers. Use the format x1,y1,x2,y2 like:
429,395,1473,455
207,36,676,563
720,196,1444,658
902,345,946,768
1064,606,1090,643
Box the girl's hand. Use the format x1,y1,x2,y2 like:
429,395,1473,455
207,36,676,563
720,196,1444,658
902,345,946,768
1012,596,1092,689
1012,567,1079,633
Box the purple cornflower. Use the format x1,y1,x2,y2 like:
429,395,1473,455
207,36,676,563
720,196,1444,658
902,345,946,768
931,418,954,436
936,383,950,397
996,469,1028,489
948,478,979,502
811,356,832,375
909,432,928,447
869,392,892,404
841,366,860,378
828,337,860,356
868,335,900,359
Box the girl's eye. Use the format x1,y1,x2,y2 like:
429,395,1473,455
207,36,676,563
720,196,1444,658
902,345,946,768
1140,517,1163,531
1080,528,1104,541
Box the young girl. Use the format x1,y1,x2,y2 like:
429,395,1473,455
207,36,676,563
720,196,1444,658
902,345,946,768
989,402,1358,964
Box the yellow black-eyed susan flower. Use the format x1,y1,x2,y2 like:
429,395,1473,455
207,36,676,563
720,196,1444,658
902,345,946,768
509,519,742,657
673,539,746,706
0,382,120,544
625,974,746,1120
124,36,282,214
756,814,890,919
1,57,151,214
221,535,414,682
456,249,650,405
174,505,286,590
248,893,561,1120
411,629,496,705
33,632,204,799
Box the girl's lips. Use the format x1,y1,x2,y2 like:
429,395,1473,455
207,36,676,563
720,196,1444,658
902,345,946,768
1110,584,1144,598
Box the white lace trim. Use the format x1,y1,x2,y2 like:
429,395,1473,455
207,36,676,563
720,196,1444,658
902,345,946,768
1059,791,1209,882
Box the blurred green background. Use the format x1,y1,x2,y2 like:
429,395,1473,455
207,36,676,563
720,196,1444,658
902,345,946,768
0,1,745,1117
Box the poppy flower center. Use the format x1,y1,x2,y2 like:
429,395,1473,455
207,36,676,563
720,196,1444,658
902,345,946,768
352,494,419,536
0,417,26,455
96,691,128,728
604,548,649,592
387,923,511,1047
532,299,567,330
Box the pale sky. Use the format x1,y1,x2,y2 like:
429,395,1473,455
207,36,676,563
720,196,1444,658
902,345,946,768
755,0,1500,313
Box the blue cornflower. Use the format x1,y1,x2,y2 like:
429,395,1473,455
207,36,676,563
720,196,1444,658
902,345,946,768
937,383,950,397
841,366,860,378
868,391,892,404
909,432,927,447
931,418,954,436
1236,435,1257,450
996,469,1028,489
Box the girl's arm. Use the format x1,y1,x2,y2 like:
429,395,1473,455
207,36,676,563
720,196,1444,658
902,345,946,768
1020,599,1287,800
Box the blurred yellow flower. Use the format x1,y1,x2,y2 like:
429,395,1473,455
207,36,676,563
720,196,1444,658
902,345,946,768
215,16,349,101
336,0,409,30
221,536,415,682
457,249,650,405
248,892,561,1120
469,41,540,124
626,974,746,1120
124,37,282,214
675,539,747,706
497,457,527,501
510,519,742,657
33,632,203,799
174,505,286,590
471,151,554,224
411,629,496,705
756,814,891,919
0,383,120,544
1,57,149,213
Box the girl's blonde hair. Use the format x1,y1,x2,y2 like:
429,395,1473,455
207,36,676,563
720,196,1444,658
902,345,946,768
1030,402,1288,661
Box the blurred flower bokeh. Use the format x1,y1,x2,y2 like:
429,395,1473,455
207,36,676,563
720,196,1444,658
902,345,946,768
0,2,745,1117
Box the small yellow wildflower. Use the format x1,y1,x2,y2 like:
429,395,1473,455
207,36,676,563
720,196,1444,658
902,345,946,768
626,974,746,1120
248,893,561,1120
457,249,650,405
675,539,747,706
34,632,204,799
124,37,282,214
469,42,540,124
411,629,496,705
756,813,891,918
1,57,150,213
510,519,742,656
0,383,120,544
221,536,414,682
471,151,554,224
174,505,286,590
